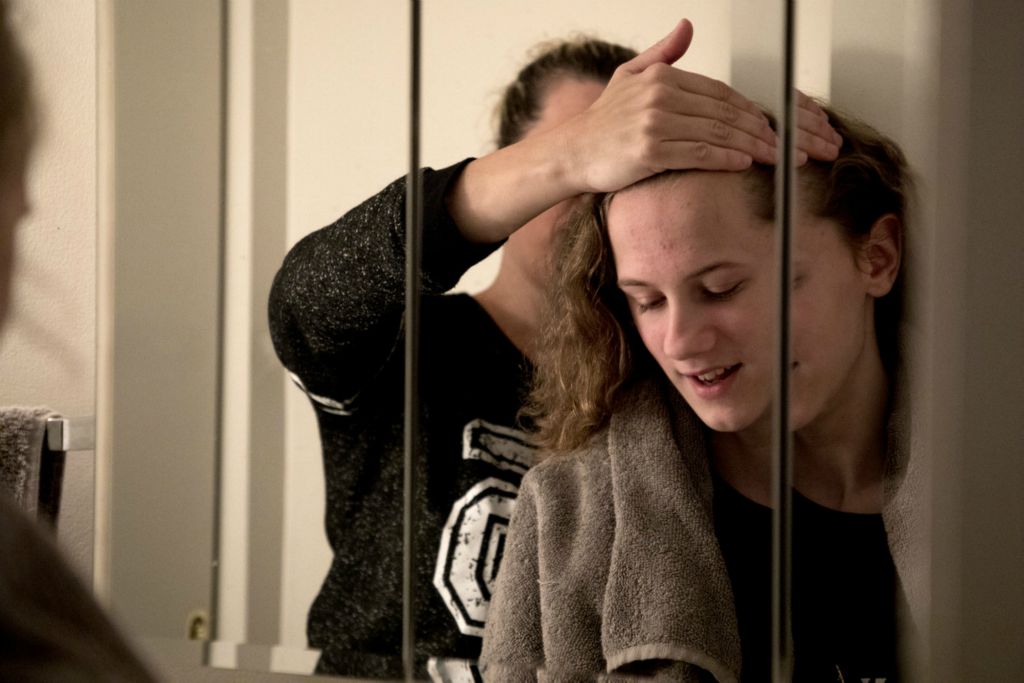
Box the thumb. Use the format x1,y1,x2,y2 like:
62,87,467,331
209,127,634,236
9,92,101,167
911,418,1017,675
620,18,693,75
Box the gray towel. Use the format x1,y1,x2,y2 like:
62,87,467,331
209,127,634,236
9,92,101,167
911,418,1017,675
481,378,741,681
483,370,923,680
0,406,58,515
602,381,741,680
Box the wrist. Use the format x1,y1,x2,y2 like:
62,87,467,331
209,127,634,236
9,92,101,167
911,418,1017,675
448,128,585,244
545,114,591,197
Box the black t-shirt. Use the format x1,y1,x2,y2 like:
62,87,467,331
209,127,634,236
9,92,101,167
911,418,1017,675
712,472,903,682
305,294,534,679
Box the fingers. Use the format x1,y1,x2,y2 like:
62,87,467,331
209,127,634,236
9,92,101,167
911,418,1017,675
661,67,771,131
620,18,694,76
794,128,835,164
651,83,776,150
656,140,754,172
795,92,842,162
651,110,776,165
796,89,826,118
608,41,848,175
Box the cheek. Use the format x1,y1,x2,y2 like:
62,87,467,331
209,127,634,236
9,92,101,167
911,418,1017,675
791,292,835,353
711,296,774,358
632,314,666,360
725,303,768,340
791,286,865,363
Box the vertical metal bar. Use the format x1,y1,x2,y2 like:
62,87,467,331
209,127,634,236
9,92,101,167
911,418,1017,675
772,1,796,681
206,0,230,660
403,0,423,680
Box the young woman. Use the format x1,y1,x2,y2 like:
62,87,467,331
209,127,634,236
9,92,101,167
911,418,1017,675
480,108,913,682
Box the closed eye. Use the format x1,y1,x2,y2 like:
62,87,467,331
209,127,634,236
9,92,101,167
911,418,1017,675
633,297,666,314
701,281,744,302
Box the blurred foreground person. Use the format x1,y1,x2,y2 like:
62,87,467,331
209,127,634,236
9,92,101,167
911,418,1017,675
0,2,157,681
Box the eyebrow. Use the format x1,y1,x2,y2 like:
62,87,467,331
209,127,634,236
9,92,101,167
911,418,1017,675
618,261,742,288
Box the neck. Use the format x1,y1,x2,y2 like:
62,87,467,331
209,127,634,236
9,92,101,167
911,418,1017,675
711,343,891,513
473,259,546,360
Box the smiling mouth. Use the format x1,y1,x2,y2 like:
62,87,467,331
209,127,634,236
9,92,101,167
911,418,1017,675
691,364,741,386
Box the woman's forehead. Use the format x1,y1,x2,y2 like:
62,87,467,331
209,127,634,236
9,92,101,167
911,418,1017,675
607,177,855,286
607,173,768,260
611,171,753,218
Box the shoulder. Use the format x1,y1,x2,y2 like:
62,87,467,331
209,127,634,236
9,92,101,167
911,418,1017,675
510,437,617,595
519,433,614,519
527,431,610,480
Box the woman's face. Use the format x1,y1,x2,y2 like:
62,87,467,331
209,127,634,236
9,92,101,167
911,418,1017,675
607,171,884,435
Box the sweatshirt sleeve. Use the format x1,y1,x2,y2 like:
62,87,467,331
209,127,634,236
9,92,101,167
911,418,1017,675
480,471,545,682
267,159,502,412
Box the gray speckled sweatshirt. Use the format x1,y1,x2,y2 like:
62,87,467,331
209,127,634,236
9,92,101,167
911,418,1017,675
268,161,538,680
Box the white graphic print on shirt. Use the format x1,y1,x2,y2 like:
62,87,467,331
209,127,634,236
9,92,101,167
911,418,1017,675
433,419,536,638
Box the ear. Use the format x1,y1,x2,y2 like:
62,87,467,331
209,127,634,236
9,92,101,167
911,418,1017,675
860,213,902,297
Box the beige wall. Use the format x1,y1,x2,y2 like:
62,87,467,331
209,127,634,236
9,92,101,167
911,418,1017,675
97,0,223,653
0,0,97,580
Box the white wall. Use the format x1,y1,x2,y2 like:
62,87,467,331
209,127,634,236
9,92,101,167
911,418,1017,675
0,0,96,581
912,1,1024,678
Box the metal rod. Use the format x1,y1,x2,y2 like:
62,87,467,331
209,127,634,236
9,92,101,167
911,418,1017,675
772,1,797,681
205,0,231,658
403,0,423,679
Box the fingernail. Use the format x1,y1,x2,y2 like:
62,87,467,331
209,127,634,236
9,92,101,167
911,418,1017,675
797,150,809,165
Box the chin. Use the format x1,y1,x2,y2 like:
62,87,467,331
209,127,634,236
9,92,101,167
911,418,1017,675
786,403,821,433
689,405,758,433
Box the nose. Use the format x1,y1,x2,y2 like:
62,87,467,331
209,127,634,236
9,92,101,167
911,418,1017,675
662,302,716,361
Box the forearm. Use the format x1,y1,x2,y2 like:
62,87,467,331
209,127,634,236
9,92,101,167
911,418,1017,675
446,124,584,245
269,161,499,401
